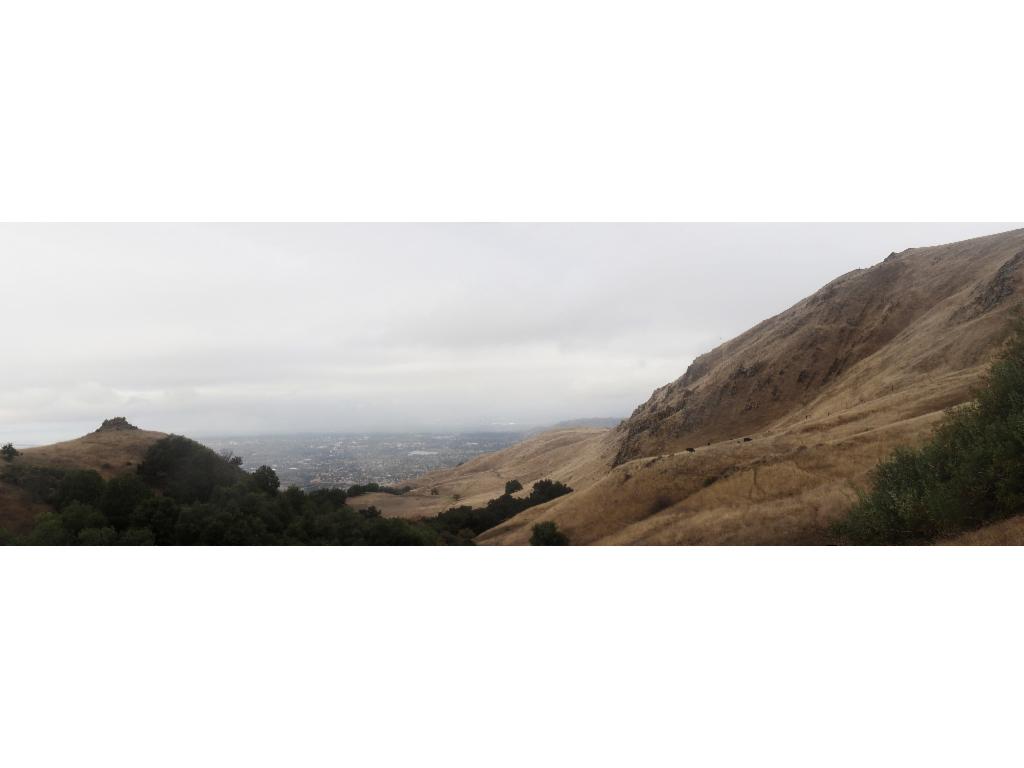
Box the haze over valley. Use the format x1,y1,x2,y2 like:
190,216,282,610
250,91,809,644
3,223,1017,445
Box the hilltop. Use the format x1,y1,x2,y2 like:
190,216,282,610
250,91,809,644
0,419,165,534
369,228,1024,544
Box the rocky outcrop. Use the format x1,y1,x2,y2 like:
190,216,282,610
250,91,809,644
94,417,140,433
613,229,1024,465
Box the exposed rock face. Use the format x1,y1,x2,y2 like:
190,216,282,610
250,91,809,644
613,229,1024,465
95,417,140,433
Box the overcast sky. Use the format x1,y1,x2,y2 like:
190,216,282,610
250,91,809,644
2,223,1020,444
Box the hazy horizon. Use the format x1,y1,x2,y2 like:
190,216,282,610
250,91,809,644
3,222,1020,444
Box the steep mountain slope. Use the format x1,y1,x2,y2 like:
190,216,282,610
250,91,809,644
475,228,1024,544
615,229,1024,464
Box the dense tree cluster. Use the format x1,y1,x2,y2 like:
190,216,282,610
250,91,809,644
838,318,1024,544
427,479,573,541
530,521,569,546
2,436,574,546
7,436,438,546
345,482,412,497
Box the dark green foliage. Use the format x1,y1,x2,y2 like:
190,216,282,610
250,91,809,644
428,479,574,540
1,443,20,461
139,435,247,503
252,465,281,496
16,434,563,546
1,464,66,506
504,479,523,495
130,496,181,543
837,318,1024,544
119,528,157,546
79,527,118,546
101,475,153,530
60,502,109,535
24,512,73,546
220,451,244,467
528,480,573,505
530,521,569,546
347,483,412,497
57,470,106,509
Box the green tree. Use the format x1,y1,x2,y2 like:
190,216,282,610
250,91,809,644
79,527,118,546
25,512,72,545
252,465,280,495
1,443,20,462
56,470,106,509
530,521,569,546
60,501,109,536
101,475,153,530
504,479,523,496
130,496,181,544
119,527,157,546
139,435,246,503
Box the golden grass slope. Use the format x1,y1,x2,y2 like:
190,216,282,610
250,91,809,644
360,427,615,519
473,228,1024,545
17,428,166,478
616,228,1024,464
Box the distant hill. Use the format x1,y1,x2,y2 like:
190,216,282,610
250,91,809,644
0,419,165,534
523,417,623,436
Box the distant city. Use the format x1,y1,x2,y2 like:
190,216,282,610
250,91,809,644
200,432,527,490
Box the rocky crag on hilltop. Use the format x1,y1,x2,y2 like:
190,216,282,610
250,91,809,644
94,417,140,433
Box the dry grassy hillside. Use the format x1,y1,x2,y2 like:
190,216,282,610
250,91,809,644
469,229,1024,544
0,419,165,534
616,229,1024,464
358,427,615,519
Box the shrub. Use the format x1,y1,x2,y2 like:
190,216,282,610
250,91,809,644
837,317,1024,544
527,479,573,505
2,464,66,505
1,443,20,462
531,522,569,546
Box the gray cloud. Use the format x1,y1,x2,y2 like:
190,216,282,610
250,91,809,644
2,223,1019,443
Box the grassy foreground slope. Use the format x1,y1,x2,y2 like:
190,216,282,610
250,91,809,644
424,228,1024,544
